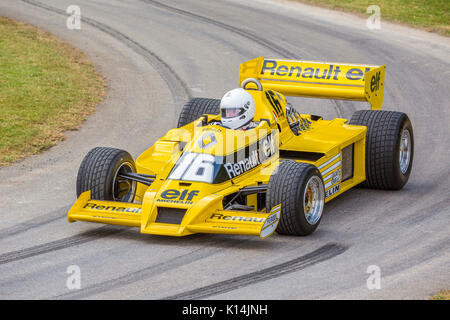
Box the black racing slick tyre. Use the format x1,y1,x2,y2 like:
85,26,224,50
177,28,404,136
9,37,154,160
266,161,325,236
349,110,414,190
76,147,137,202
177,97,220,128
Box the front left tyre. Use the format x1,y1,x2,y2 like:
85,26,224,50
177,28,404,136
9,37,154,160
266,161,325,236
76,147,136,202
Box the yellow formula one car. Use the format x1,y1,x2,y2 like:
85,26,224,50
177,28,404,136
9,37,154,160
68,57,414,239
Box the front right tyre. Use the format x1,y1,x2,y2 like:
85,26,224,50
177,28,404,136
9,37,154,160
76,147,137,202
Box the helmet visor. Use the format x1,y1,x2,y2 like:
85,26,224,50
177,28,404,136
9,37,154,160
221,107,245,119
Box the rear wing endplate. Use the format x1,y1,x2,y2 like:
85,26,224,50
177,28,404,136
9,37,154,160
239,57,385,110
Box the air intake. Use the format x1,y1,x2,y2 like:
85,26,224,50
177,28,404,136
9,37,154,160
155,207,187,224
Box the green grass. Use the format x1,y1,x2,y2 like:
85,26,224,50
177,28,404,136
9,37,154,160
292,0,450,36
0,17,105,166
430,290,450,300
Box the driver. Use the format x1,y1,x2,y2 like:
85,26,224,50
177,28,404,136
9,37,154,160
211,88,258,130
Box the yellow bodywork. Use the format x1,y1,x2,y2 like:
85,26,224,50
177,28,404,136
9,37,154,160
239,57,385,110
68,57,384,239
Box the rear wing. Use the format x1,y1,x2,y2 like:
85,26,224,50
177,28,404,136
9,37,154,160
239,57,385,110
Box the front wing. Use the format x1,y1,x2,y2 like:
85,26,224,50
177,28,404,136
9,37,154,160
68,191,281,239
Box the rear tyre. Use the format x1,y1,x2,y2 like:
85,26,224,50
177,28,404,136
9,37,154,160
76,147,137,202
349,110,414,190
266,161,325,236
177,97,220,127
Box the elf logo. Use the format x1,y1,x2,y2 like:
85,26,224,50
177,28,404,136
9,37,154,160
159,189,199,203
370,71,381,92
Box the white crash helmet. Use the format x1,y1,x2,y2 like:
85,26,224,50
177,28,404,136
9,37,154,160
220,88,255,130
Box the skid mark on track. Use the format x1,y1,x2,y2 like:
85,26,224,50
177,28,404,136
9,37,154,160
0,206,69,240
3,0,341,243
142,0,298,59
164,243,347,299
1,0,193,242
0,226,124,265
21,0,191,106
141,0,344,118
54,237,250,299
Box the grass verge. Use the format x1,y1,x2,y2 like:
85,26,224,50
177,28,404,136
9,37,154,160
290,0,450,36
430,290,450,300
0,17,105,166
